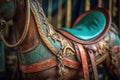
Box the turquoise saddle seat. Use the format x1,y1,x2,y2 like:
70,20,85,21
60,10,107,41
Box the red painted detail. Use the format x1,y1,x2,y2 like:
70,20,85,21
20,57,80,73
113,46,120,53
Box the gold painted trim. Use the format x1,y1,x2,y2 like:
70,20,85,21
31,2,75,77
30,0,110,71
31,0,75,56
96,52,109,65
30,2,58,56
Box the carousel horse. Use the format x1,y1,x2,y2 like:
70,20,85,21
0,0,120,80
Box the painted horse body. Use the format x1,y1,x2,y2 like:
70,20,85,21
0,0,120,80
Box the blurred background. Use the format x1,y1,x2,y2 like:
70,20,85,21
40,0,120,29
0,0,120,80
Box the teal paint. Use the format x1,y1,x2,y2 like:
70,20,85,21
19,1,119,65
19,1,78,64
32,1,61,51
60,11,106,41
111,32,120,46
19,42,78,65
96,54,104,61
105,31,120,46
96,31,120,60
66,55,78,61
19,42,54,65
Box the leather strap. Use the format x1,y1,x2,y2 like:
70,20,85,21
74,43,90,80
88,49,98,80
20,57,80,73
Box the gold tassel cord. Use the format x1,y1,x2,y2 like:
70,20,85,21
65,0,72,28
57,0,62,28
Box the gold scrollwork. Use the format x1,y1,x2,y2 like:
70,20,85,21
97,38,109,55
31,1,75,79
35,0,75,56
47,23,75,56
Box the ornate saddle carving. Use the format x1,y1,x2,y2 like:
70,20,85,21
58,8,111,44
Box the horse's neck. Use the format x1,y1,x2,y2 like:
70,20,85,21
13,0,57,53
13,9,40,53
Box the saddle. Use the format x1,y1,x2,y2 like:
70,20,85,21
58,8,111,44
58,8,111,80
